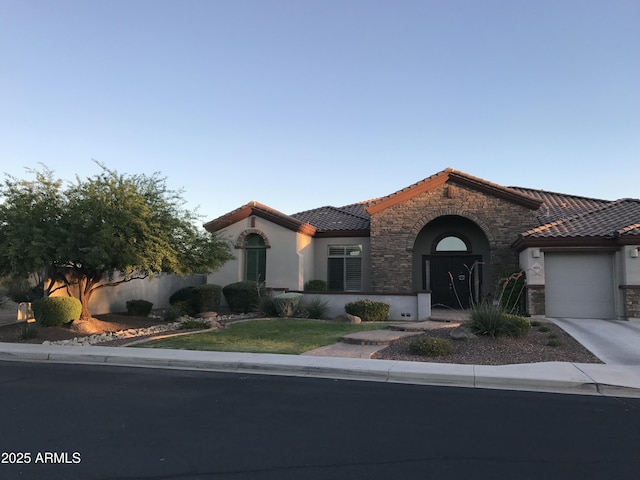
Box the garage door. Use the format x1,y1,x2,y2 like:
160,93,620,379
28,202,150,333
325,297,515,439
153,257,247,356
545,253,615,319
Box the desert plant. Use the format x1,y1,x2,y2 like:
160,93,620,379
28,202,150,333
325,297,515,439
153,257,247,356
465,303,530,338
466,303,507,338
497,270,526,314
408,337,453,357
344,300,389,322
304,279,327,292
222,281,265,313
302,296,330,320
126,299,153,316
17,322,39,340
169,284,222,316
273,292,304,318
258,294,279,317
32,297,82,326
162,305,185,322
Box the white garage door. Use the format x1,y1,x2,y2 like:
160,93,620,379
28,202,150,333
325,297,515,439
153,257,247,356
545,253,615,319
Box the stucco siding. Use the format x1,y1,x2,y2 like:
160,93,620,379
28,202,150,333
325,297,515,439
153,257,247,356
312,237,371,291
206,215,313,291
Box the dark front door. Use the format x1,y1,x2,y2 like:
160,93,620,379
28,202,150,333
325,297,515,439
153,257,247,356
428,255,482,309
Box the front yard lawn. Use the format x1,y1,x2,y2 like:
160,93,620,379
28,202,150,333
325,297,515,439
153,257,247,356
138,318,389,354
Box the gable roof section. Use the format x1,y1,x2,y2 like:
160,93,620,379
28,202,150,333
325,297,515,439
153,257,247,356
204,201,316,236
291,202,371,237
517,199,640,246
366,168,542,214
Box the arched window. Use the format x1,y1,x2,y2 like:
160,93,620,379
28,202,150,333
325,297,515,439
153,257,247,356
434,235,469,252
245,234,266,282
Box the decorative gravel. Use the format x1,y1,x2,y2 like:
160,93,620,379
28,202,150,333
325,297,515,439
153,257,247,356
372,322,603,365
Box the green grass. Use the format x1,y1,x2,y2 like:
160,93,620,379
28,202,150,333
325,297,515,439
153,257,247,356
138,318,389,354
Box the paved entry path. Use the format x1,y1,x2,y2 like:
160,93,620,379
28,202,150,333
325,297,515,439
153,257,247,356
550,318,640,365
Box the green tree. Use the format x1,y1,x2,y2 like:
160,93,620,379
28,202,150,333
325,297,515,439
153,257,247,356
0,164,234,322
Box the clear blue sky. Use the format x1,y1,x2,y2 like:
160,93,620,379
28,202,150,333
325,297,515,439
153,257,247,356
1,0,638,225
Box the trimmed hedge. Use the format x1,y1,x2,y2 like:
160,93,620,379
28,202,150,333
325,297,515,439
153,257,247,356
222,281,265,313
126,299,153,316
32,297,82,326
304,279,327,292
169,284,222,316
344,299,389,322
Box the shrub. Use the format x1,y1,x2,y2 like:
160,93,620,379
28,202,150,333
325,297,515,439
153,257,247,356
409,337,453,357
178,319,210,330
538,325,550,333
273,292,304,318
1,275,43,302
466,303,530,338
302,297,330,320
222,281,265,313
126,299,153,316
344,300,389,322
32,297,82,326
258,295,279,317
504,314,531,338
169,284,222,316
304,280,327,292
547,338,562,347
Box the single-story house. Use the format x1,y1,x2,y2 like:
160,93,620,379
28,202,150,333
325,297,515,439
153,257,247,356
205,168,640,321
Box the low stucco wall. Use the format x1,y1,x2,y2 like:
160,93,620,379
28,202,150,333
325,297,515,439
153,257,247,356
299,292,431,321
52,274,207,315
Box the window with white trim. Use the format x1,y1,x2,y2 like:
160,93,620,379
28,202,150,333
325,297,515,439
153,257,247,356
327,245,362,291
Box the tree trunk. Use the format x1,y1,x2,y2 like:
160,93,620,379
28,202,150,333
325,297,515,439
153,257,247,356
76,275,95,321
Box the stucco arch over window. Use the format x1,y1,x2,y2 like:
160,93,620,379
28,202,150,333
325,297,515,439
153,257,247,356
405,209,492,252
235,229,271,249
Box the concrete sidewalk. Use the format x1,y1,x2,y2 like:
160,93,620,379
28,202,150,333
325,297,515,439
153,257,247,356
1,342,639,398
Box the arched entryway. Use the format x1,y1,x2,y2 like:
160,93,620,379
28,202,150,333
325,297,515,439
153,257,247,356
412,215,490,308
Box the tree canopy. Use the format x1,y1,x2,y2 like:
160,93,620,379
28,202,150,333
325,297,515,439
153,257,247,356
0,164,234,320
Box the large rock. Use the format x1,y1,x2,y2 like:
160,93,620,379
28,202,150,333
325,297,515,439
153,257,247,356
449,326,477,341
333,313,362,324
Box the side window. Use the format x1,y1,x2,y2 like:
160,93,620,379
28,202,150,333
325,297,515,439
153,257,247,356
327,245,362,291
244,234,266,282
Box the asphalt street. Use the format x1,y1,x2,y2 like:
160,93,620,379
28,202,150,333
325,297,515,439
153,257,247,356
1,361,640,480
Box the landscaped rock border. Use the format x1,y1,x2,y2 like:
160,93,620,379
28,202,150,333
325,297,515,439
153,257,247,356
42,312,260,347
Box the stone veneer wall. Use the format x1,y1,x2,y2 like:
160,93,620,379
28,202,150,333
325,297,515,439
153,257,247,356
369,181,539,294
526,286,545,316
622,287,640,319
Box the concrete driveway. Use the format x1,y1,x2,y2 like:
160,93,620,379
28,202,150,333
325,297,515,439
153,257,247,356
550,318,640,365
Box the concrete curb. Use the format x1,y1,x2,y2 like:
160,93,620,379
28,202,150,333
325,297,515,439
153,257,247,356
1,343,639,397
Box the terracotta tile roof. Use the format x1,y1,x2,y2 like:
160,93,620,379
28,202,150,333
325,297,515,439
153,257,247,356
205,171,639,242
291,202,371,233
204,201,316,235
509,187,612,225
520,199,640,239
